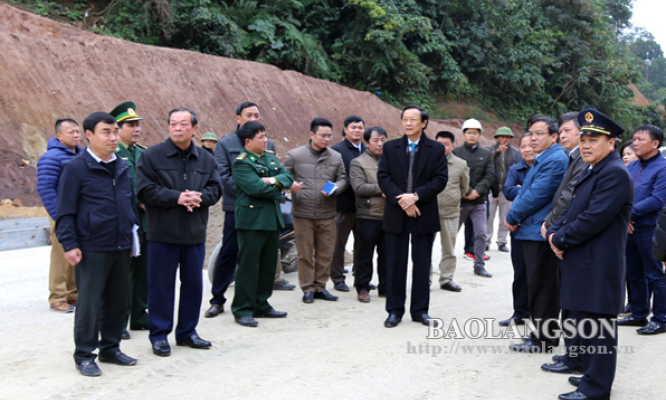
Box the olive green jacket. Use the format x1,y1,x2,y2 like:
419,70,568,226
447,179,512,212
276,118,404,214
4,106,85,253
349,150,385,221
437,153,470,219
232,150,294,231
115,142,147,229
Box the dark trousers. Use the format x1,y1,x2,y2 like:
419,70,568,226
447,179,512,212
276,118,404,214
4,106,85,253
523,240,560,347
148,241,205,343
562,309,617,399
353,219,386,294
126,237,149,330
210,212,238,305
232,229,278,318
626,229,666,323
510,236,530,319
385,217,435,319
464,217,474,254
74,250,130,364
330,212,359,283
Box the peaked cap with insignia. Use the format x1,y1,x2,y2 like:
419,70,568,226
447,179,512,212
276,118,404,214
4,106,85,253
577,108,624,138
110,101,143,123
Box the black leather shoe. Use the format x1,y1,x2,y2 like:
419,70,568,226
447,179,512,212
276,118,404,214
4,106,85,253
509,340,553,353
121,328,130,340
98,350,137,366
384,313,401,328
552,354,565,363
541,362,581,374
177,334,212,348
440,281,462,292
499,317,525,326
498,244,510,252
273,279,296,291
253,309,287,318
152,340,171,357
637,320,666,335
474,267,493,278
314,289,339,301
303,291,315,303
558,390,589,400
568,376,582,387
235,316,259,327
76,360,102,377
205,304,224,318
369,283,377,290
412,314,433,326
334,281,350,292
617,315,648,326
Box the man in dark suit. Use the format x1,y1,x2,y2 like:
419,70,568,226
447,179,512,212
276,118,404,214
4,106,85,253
377,105,448,328
545,109,633,400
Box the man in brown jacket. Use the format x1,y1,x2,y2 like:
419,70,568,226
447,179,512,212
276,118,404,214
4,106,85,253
435,131,469,292
283,118,347,303
349,127,388,302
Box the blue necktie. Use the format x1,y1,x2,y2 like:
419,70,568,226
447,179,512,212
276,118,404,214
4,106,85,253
409,142,417,153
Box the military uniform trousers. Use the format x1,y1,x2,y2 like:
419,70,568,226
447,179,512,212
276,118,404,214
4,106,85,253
232,229,279,318
74,250,130,364
48,216,77,305
126,236,148,330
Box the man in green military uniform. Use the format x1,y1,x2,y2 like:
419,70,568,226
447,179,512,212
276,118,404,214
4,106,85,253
231,121,294,327
201,132,217,154
110,101,149,338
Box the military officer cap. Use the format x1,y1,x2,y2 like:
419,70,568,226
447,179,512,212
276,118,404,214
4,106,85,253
494,126,514,138
202,132,218,142
110,101,143,123
578,108,624,138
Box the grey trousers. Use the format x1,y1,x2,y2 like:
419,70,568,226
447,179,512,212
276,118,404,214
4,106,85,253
458,203,487,269
438,216,459,284
486,192,511,246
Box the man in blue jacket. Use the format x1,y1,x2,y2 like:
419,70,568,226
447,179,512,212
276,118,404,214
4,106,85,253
505,114,568,352
618,124,666,335
56,112,137,376
37,118,83,313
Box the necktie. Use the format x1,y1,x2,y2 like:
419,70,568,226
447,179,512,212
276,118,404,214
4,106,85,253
409,143,417,153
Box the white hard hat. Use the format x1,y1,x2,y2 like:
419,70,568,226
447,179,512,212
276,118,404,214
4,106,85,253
462,118,483,133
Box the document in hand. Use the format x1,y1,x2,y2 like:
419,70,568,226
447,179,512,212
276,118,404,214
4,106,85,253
322,181,338,196
131,224,141,257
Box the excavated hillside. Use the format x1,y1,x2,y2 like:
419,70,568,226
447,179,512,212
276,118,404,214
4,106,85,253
0,2,500,206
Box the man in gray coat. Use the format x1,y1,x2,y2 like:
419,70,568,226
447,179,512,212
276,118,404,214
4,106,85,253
435,131,469,292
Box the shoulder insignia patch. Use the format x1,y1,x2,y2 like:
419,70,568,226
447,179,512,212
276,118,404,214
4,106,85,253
136,144,147,149
265,150,275,155
237,152,248,160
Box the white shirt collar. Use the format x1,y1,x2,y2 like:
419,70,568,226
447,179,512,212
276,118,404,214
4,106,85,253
86,147,117,164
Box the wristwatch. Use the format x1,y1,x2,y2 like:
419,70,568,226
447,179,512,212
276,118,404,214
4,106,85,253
413,192,419,202
269,177,277,185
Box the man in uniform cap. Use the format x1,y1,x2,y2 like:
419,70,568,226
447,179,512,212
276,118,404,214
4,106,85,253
110,101,148,340
201,132,218,154
544,109,633,400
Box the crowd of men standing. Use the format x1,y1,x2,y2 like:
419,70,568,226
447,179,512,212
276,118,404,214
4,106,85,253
35,101,666,400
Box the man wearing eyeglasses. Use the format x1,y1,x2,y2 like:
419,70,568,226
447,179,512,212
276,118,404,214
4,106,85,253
505,114,568,353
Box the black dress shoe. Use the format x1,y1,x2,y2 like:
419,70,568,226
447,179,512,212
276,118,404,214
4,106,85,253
121,328,130,340
76,360,102,377
474,267,493,278
152,340,171,357
499,317,525,326
253,309,288,318
558,390,589,400
369,283,377,290
98,350,137,366
235,316,259,327
541,361,581,374
412,314,433,326
568,376,582,387
205,304,224,318
552,354,565,363
334,281,350,292
384,313,402,328
440,281,462,292
509,340,553,353
177,334,212,348
303,291,315,303
273,279,296,291
617,315,648,326
637,320,666,335
314,289,339,301
498,244,510,252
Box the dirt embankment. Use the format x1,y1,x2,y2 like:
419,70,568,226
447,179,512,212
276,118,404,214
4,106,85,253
0,2,508,207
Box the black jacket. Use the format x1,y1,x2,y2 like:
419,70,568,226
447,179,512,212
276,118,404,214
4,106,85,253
452,143,495,205
377,134,448,234
56,150,136,252
136,138,222,244
653,205,666,261
331,138,367,213
544,147,587,229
